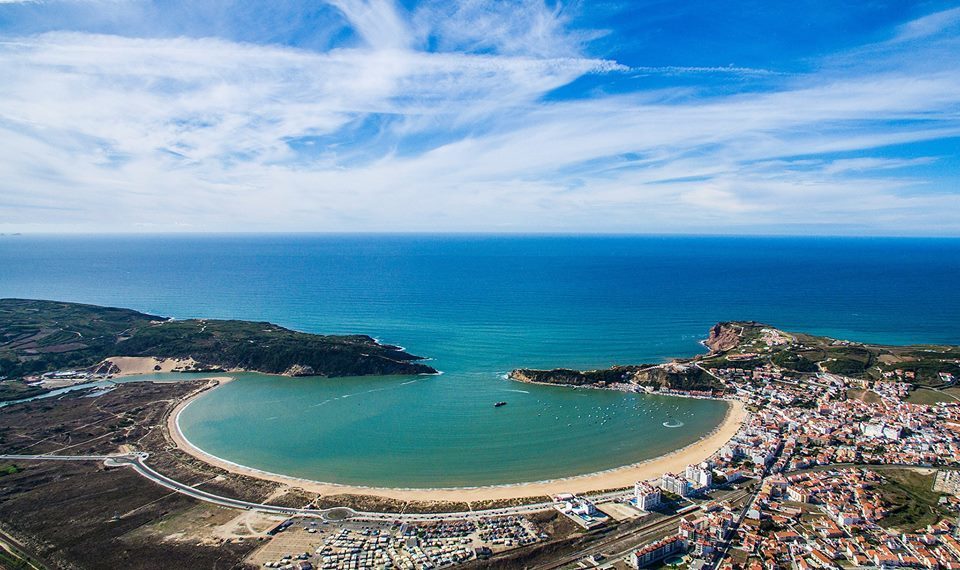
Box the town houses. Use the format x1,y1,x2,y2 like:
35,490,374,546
700,367,960,479
627,356,960,569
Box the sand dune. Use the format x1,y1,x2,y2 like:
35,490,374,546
104,356,197,376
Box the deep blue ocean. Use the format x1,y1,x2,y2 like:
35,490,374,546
2,235,957,360
2,235,958,486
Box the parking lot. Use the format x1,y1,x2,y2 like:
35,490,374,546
246,514,546,569
248,523,330,567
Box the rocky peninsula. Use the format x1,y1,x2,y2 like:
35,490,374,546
510,321,960,391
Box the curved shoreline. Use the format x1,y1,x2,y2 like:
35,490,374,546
165,379,748,502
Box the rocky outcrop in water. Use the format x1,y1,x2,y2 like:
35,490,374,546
283,364,316,377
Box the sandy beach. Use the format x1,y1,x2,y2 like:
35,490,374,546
165,380,748,502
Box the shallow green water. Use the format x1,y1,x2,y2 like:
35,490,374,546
177,372,729,487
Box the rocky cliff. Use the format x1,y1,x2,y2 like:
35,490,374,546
508,322,763,392
703,322,746,353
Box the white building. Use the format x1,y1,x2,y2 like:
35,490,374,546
719,468,744,483
634,482,661,511
553,494,606,529
661,472,694,498
862,422,885,438
882,425,902,440
749,450,774,466
861,422,902,440
685,464,714,490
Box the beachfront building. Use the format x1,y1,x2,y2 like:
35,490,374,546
628,535,685,568
661,472,694,498
685,464,713,490
634,482,661,511
553,494,606,529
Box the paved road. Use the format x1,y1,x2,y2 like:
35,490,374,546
706,480,762,570
0,453,554,522
0,453,116,462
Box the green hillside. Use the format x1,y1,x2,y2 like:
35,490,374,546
0,299,436,382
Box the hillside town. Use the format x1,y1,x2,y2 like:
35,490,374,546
255,349,960,570
618,350,960,570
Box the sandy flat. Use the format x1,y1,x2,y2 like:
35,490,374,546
105,356,197,376
165,382,747,503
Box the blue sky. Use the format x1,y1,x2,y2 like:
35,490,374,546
0,0,958,234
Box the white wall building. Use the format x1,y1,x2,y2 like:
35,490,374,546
861,422,903,440
634,482,661,511
661,472,694,498
685,464,714,490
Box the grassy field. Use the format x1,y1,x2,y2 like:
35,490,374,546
876,469,949,532
0,380,49,403
906,388,959,405
943,387,960,399
847,389,882,404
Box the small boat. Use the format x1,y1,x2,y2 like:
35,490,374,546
494,401,507,407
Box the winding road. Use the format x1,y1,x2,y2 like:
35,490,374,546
0,453,555,522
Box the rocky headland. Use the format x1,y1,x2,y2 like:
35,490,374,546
509,321,960,392
0,299,436,399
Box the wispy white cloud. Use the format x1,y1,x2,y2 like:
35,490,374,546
893,6,960,42
630,65,783,76
328,0,414,50
0,1,958,235
412,0,602,58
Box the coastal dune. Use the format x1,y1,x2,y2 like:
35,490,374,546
102,356,198,376
165,383,748,502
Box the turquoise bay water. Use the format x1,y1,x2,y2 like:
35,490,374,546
179,372,726,487
2,235,958,486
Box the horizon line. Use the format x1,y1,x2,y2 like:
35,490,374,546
2,231,960,240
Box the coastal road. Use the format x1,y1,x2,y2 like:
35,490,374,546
0,453,555,522
120,452,557,521
0,453,326,519
0,453,117,462
5,452,924,529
